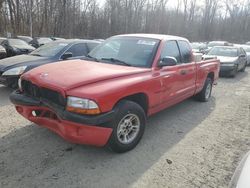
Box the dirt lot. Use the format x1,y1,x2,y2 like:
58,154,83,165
0,69,249,188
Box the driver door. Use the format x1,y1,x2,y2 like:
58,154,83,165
158,40,188,105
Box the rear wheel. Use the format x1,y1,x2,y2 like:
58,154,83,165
108,100,146,153
195,77,212,102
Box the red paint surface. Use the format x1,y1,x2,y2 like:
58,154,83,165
16,105,112,146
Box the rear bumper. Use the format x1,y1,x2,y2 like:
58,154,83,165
10,91,114,146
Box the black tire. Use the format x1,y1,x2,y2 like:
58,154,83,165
108,100,146,153
195,77,212,102
240,62,247,72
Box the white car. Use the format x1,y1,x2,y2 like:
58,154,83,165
230,151,250,188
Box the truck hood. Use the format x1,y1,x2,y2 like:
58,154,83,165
23,60,150,91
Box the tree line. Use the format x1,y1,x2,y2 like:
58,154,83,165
0,0,250,43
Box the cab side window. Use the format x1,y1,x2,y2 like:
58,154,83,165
178,40,193,63
66,43,88,57
161,40,181,64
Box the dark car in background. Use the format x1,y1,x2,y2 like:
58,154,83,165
0,45,7,59
29,37,53,48
203,46,247,77
0,39,101,88
17,36,33,43
0,38,35,57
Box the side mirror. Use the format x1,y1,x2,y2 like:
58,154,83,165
158,56,177,67
61,52,73,60
239,54,246,58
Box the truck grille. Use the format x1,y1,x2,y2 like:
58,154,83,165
22,80,66,106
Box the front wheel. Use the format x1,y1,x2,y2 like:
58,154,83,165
195,77,212,102
108,100,146,153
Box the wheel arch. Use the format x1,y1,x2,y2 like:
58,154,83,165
113,92,149,115
207,72,214,82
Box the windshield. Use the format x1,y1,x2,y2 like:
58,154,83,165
30,42,68,57
88,36,160,67
38,38,53,44
242,46,250,53
208,47,238,57
8,39,29,46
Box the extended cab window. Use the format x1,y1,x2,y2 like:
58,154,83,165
66,43,88,57
178,40,193,63
161,40,181,63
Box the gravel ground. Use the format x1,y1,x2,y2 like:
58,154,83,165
0,68,249,188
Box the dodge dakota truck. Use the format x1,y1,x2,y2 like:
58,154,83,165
10,34,220,153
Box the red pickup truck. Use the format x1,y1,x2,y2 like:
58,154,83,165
10,34,220,153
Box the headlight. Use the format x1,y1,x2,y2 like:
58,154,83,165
66,96,100,115
2,66,27,76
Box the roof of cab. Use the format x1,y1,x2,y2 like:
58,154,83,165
113,33,189,41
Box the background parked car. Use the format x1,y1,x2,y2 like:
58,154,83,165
206,41,231,53
0,38,35,57
51,37,65,41
0,37,7,43
229,151,250,188
246,41,250,45
203,46,247,77
0,45,7,59
17,36,33,43
29,37,53,48
191,42,208,53
235,44,250,66
0,39,101,88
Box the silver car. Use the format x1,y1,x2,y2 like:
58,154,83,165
203,46,247,77
235,45,250,66
230,151,250,188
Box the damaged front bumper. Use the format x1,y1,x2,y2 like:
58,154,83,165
10,90,114,146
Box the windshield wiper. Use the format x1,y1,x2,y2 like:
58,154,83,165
101,58,131,66
84,54,99,62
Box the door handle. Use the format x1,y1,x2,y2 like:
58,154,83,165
180,70,187,75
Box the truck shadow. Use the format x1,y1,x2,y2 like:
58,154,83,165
0,97,216,187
